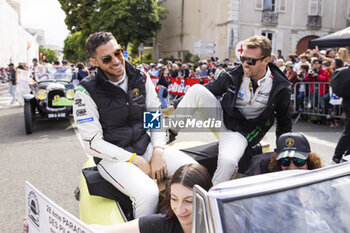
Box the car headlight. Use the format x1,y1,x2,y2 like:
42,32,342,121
66,89,75,99
36,90,47,99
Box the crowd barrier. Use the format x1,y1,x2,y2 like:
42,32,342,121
293,82,344,123
150,77,210,95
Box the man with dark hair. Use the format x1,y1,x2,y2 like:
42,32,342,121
167,35,292,184
73,32,196,218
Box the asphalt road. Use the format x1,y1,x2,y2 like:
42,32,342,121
0,82,344,232
0,83,87,232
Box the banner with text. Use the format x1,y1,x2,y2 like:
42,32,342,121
25,181,96,233
150,77,210,96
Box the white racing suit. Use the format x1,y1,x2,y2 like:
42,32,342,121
73,68,196,218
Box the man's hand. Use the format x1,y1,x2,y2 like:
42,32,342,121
150,147,167,183
132,155,151,177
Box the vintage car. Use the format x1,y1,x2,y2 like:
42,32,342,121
23,66,74,134
193,159,350,233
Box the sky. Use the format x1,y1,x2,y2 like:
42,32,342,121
19,0,69,48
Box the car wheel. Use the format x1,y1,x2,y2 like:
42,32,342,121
24,101,33,134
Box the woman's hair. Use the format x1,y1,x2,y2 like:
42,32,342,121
77,63,85,70
162,163,212,220
17,64,26,70
268,152,323,171
333,58,344,70
159,67,169,78
337,48,349,64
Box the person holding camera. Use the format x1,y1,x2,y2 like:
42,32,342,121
305,58,329,109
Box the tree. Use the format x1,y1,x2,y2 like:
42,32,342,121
39,46,58,63
58,0,98,33
63,31,90,63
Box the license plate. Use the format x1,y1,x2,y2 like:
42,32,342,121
48,113,66,118
52,97,73,106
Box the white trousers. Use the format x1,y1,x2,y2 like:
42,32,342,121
173,84,248,185
97,142,197,218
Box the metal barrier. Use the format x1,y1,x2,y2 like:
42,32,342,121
293,82,344,123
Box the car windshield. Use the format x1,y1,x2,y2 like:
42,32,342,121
35,66,72,82
218,172,350,233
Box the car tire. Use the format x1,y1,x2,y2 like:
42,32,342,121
24,101,33,134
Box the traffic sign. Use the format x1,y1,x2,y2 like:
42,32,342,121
235,40,244,59
235,40,245,60
123,51,128,58
194,41,216,48
194,48,215,55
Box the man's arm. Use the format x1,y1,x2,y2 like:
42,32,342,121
144,75,167,182
275,88,292,140
73,87,134,162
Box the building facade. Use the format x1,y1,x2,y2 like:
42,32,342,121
155,0,350,61
0,0,39,67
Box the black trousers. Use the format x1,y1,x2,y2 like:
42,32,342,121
334,99,350,158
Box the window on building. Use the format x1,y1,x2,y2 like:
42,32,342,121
308,0,322,16
262,31,274,44
256,0,286,12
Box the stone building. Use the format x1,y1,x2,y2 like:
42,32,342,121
155,0,350,61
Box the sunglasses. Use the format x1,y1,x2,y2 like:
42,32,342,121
279,157,306,167
240,56,267,66
101,48,124,64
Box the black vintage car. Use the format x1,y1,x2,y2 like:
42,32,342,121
23,66,74,134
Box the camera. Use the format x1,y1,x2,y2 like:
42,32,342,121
297,72,304,78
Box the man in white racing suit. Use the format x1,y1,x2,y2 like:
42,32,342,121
73,32,196,218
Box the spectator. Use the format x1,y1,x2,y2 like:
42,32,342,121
244,132,323,176
305,58,329,109
207,64,216,80
149,63,159,77
199,64,208,79
214,63,225,80
285,61,297,91
277,49,285,61
193,67,201,79
53,61,60,66
7,63,16,104
296,64,309,111
178,64,189,79
223,58,230,69
336,48,349,66
270,53,276,65
171,63,179,78
276,59,285,73
287,54,297,64
157,67,171,109
316,47,335,63
62,59,69,66
77,63,89,82
294,54,311,74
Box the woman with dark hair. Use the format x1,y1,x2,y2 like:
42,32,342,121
157,67,171,109
90,163,213,233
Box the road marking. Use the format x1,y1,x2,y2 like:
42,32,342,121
70,119,91,159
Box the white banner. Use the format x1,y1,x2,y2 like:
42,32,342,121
25,181,96,233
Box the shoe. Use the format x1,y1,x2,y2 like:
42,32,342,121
166,129,177,144
332,156,344,164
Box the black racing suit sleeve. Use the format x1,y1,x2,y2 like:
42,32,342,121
275,87,292,142
205,70,231,97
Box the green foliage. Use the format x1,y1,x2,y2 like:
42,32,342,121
133,52,153,65
89,0,167,47
163,55,175,64
63,31,90,63
59,0,166,62
58,0,98,33
39,46,58,63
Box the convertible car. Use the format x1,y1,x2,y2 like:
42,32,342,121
24,66,74,134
